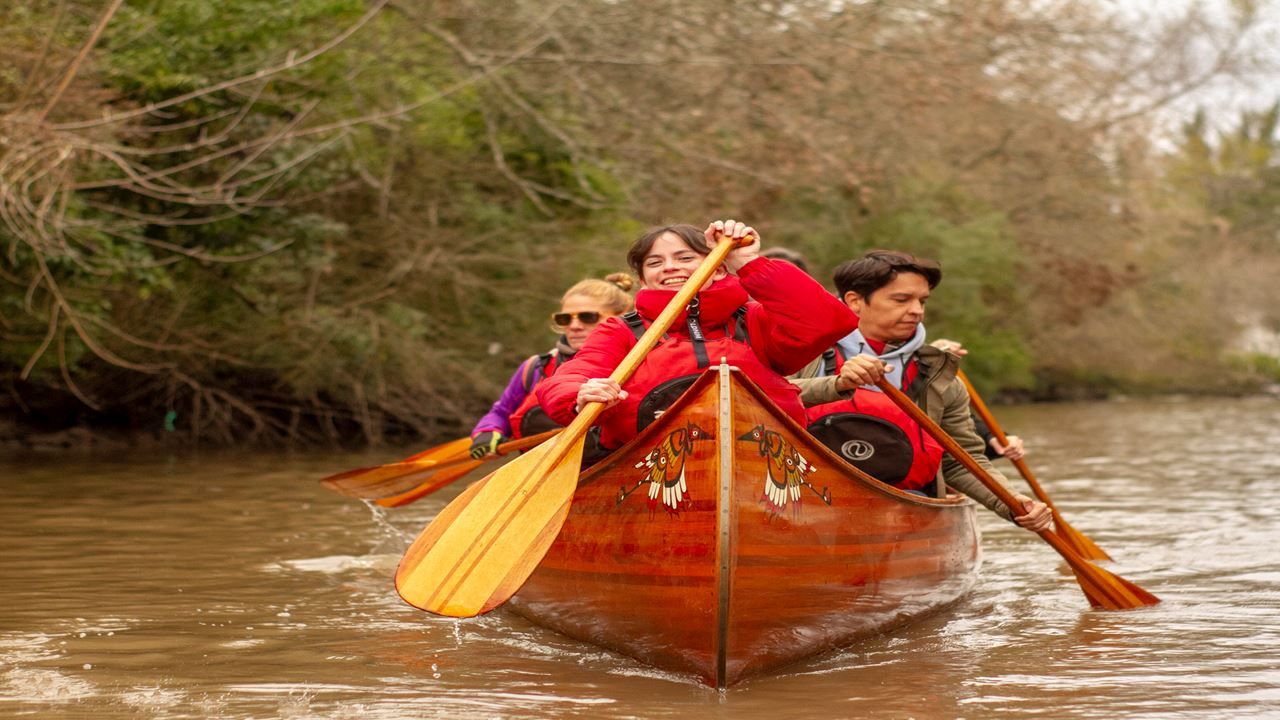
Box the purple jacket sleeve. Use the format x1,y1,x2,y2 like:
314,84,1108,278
470,358,534,437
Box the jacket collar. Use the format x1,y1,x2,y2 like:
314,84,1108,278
635,276,748,326
555,334,576,359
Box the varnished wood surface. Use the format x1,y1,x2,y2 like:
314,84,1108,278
321,437,473,499
507,368,980,687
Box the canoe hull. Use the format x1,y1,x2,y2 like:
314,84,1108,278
507,365,980,687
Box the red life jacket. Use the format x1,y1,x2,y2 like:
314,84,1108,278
508,351,562,439
619,301,751,432
804,347,943,490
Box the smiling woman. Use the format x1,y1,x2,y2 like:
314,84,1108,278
534,220,858,452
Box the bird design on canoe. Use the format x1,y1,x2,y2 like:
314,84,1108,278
619,420,714,513
738,424,831,514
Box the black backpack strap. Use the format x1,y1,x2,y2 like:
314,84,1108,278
685,296,711,369
519,352,554,392
729,305,750,343
621,311,647,342
822,347,838,376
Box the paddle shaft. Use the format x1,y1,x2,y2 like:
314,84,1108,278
873,377,1159,609
957,370,1113,561
386,429,559,476
369,430,563,507
319,431,558,501
872,378,1028,519
957,371,1058,510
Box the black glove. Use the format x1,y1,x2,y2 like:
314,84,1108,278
469,431,505,459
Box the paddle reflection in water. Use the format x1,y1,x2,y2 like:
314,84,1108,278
2,395,1279,718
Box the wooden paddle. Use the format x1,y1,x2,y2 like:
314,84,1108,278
874,377,1159,610
372,429,561,507
320,430,559,503
396,231,752,617
320,437,472,499
957,370,1113,561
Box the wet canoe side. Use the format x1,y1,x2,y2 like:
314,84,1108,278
507,366,980,687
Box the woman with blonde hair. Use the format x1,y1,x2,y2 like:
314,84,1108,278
468,273,634,458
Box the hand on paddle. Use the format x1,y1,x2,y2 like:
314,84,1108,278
1011,493,1052,532
469,431,506,459
990,434,1025,461
930,338,968,356
575,378,628,413
834,355,893,392
706,220,760,274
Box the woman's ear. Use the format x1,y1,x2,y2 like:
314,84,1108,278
841,290,863,312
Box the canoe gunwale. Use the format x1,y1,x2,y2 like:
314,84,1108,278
577,365,972,512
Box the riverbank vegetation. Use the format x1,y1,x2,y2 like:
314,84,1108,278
3,0,1279,447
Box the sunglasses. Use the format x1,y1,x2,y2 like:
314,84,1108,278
551,311,603,327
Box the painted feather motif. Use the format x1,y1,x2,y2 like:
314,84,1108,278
738,424,830,514
620,421,713,513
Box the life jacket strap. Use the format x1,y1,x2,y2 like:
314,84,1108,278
821,347,838,376
686,296,711,369
729,305,750,343
620,304,750,370
621,311,647,341
519,351,555,392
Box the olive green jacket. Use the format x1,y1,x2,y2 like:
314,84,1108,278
790,345,1017,521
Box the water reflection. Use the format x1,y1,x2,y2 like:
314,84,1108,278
2,396,1280,718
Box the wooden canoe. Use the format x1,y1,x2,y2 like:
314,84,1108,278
505,362,981,688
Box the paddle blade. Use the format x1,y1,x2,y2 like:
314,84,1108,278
375,461,481,508
874,376,1158,610
1054,517,1113,561
1067,556,1161,610
320,437,472,499
320,459,444,499
395,435,584,617
403,437,474,463
1034,529,1159,609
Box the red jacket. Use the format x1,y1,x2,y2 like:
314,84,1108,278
537,257,858,449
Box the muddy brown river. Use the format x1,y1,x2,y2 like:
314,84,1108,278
3,395,1279,718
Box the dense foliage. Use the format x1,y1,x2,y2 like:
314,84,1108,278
2,0,1278,446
